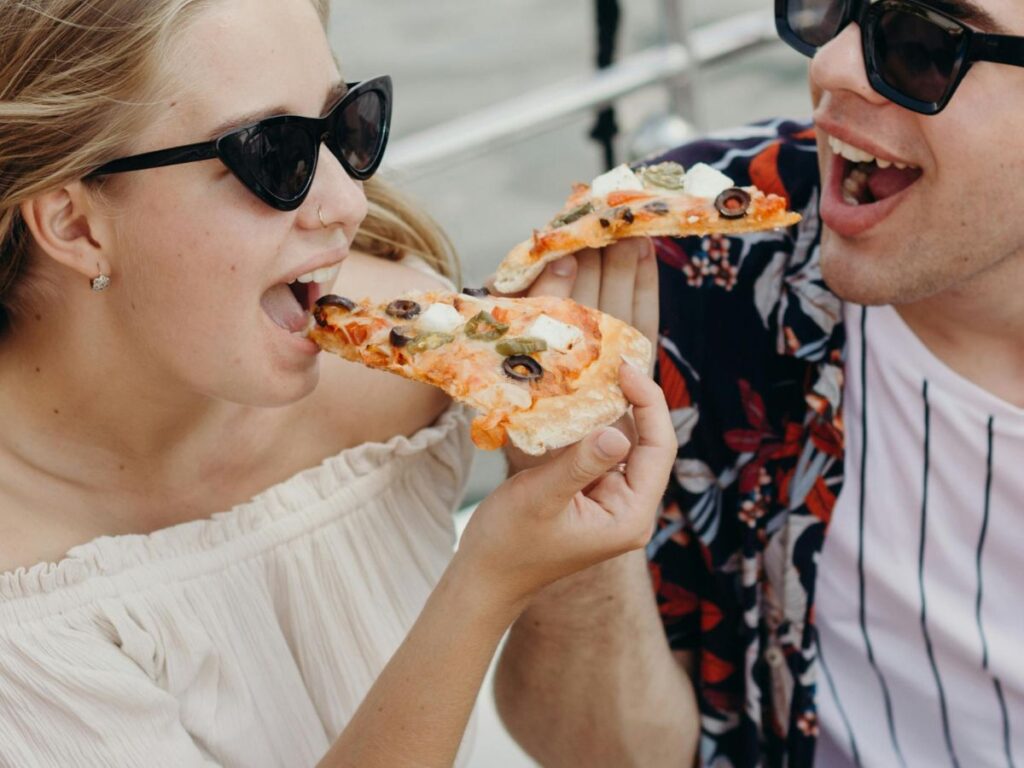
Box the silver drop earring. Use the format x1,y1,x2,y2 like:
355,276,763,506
90,274,111,292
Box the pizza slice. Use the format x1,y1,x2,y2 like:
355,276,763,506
308,289,651,455
493,160,802,293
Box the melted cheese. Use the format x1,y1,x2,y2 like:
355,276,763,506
682,163,735,199
525,314,584,353
417,303,464,334
590,164,644,199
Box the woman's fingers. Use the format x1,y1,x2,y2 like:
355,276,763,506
511,426,631,517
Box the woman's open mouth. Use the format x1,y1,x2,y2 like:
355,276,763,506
261,263,343,335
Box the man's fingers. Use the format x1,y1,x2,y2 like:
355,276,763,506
598,238,642,323
571,248,602,307
632,239,659,354
618,361,676,493
526,255,577,298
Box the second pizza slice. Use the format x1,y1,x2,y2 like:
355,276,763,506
494,160,801,293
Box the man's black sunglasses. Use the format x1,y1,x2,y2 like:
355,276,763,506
89,76,392,211
776,0,1024,114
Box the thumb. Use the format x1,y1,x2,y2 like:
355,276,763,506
519,427,631,513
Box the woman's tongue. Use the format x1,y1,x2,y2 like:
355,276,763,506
261,283,308,332
866,164,922,201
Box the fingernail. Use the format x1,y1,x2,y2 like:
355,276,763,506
620,355,640,370
551,256,575,277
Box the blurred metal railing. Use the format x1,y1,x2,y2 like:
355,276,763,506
387,8,779,179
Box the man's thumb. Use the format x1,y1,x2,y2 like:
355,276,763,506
528,427,631,510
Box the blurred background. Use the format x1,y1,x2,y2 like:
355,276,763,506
330,1,812,764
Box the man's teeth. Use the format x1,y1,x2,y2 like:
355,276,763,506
843,167,870,206
294,263,341,285
827,134,915,170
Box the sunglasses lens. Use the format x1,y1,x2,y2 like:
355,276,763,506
873,5,966,105
333,88,387,176
786,0,847,48
222,123,317,204
250,124,316,200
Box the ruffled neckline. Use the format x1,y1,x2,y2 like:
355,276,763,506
0,404,471,615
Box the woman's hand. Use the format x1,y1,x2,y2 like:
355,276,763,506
451,359,675,611
501,236,659,474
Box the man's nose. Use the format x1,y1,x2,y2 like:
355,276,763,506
809,22,889,108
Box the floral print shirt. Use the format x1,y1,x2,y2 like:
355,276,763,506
648,118,844,767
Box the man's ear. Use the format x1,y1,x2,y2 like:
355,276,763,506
19,181,112,283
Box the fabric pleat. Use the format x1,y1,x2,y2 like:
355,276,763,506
0,405,476,768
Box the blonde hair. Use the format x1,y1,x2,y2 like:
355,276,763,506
0,0,459,330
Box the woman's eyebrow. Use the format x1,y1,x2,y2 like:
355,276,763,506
202,80,348,140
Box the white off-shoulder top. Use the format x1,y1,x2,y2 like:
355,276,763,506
0,405,476,768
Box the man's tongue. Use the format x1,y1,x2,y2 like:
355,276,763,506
261,283,308,332
866,165,922,201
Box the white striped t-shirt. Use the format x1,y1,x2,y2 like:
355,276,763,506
815,303,1024,767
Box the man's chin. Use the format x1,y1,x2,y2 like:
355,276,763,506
819,248,940,308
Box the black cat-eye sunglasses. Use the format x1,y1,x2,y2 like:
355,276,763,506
89,76,392,210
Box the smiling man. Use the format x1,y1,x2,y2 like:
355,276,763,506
495,0,1024,766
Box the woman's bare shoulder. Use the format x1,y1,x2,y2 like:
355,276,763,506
303,252,454,449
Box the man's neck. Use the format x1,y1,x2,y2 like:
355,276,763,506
895,255,1024,408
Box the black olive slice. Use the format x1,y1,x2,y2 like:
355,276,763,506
714,187,752,219
389,326,415,347
316,294,357,311
462,287,491,297
503,355,544,382
313,294,357,326
385,299,422,319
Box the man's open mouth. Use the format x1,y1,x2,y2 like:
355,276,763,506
829,134,923,206
261,263,343,334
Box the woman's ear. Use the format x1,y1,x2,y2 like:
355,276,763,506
19,181,112,283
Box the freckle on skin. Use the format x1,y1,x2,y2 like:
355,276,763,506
34,314,42,321
52,409,59,415
35,367,40,373
230,264,237,272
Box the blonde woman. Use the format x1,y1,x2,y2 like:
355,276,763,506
0,0,673,766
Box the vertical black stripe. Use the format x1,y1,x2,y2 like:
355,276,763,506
994,679,1017,768
818,633,862,767
857,307,907,768
975,418,1016,768
976,417,995,670
918,381,960,768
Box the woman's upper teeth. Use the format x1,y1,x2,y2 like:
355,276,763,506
294,263,341,285
827,134,916,170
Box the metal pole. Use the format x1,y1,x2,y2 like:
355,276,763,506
661,0,701,127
